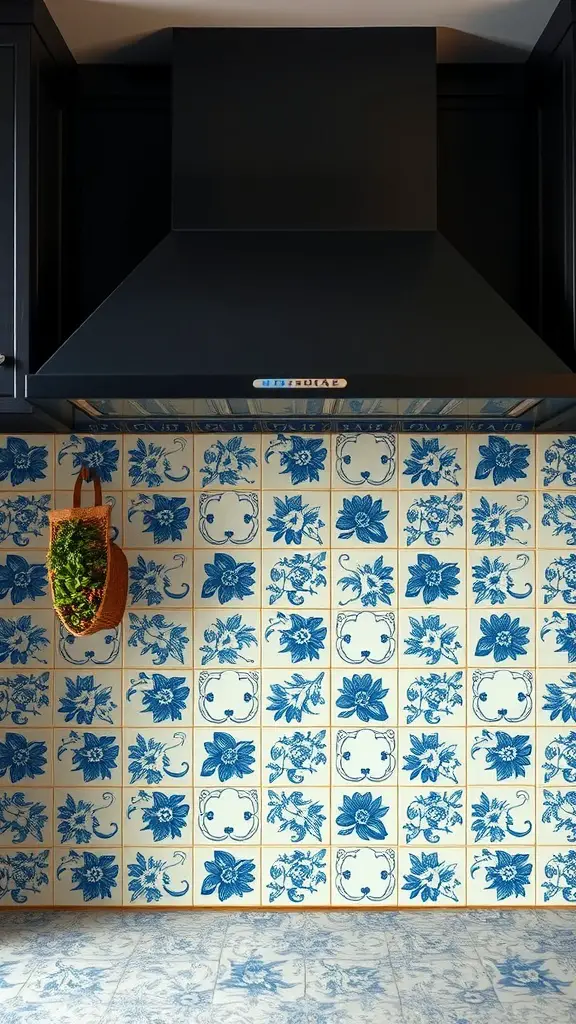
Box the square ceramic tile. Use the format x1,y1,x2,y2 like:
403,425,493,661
536,668,576,725
468,667,535,726
0,787,53,846
54,728,121,788
194,434,261,489
124,609,192,669
333,432,397,488
53,669,121,727
467,846,535,905
0,609,54,671
0,551,50,609
398,727,465,787
263,548,329,609
331,491,397,547
194,609,259,669
123,727,192,787
195,786,260,845
55,620,121,669
467,434,535,490
262,787,330,845
0,669,52,727
538,433,576,489
331,786,397,845
538,491,576,547
261,490,329,548
196,668,259,726
399,549,465,609
0,492,52,549
262,433,330,489
468,609,534,667
262,727,329,786
333,726,397,786
398,667,466,727
262,846,330,905
399,489,466,548
468,490,534,548
399,434,465,490
260,668,328,727
123,435,193,490
0,436,54,491
124,669,193,727
196,549,260,608
124,788,192,845
122,847,193,906
54,489,122,545
538,727,576,786
537,787,576,844
538,550,576,606
0,847,53,904
193,846,261,905
399,786,465,846
263,609,330,668
398,609,466,668
537,847,576,904
332,846,397,905
194,727,260,786
467,726,535,786
468,550,535,608
55,434,121,490
332,549,396,611
467,786,534,846
126,549,193,608
54,787,121,846
334,609,398,668
332,668,397,727
53,847,122,905
195,490,260,548
0,728,52,787
398,846,466,906
124,491,192,548
538,608,576,666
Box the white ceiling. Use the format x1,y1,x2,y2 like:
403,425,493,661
44,0,560,62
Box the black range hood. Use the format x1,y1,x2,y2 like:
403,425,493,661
26,27,576,427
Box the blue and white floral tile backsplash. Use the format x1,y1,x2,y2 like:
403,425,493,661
0,430,575,909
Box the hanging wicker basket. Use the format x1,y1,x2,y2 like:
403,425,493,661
48,468,128,637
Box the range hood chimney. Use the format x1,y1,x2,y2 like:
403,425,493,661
27,27,575,424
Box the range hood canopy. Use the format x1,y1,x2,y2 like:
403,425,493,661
27,26,575,418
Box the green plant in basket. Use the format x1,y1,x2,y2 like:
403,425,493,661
48,518,107,632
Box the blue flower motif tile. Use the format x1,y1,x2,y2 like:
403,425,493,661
399,610,465,667
55,488,122,544
124,669,192,727
0,493,52,550
334,433,396,488
124,610,192,668
123,727,192,786
469,491,533,548
399,728,464,786
467,786,533,845
332,847,396,904
398,847,465,905
263,549,328,608
332,787,397,844
194,847,260,905
194,728,259,785
334,727,397,784
263,610,329,668
0,554,49,608
0,611,53,668
262,788,329,845
54,670,121,727
263,727,329,785
332,492,397,547
124,788,192,845
468,434,534,489
195,434,260,489
333,550,396,609
334,609,397,666
537,669,576,725
537,726,576,785
55,788,121,846
123,435,192,490
196,551,259,608
263,434,329,488
194,610,259,668
125,492,191,547
539,434,576,488
196,668,259,724
123,848,192,905
332,669,396,726
0,729,51,786
0,787,52,846
468,551,534,608
0,848,52,904
538,609,576,667
469,610,534,667
55,622,120,668
127,550,192,607
399,550,464,608
55,434,121,489
54,848,121,905
467,727,535,786
539,550,576,606
262,668,328,726
54,729,121,788
399,668,465,726
400,490,466,548
305,955,398,1008
539,491,576,547
195,787,260,844
399,787,465,845
537,848,576,904
482,950,576,996
0,670,52,726
399,434,465,489
0,436,53,491
262,847,329,905
468,847,535,904
262,491,329,548
196,490,260,547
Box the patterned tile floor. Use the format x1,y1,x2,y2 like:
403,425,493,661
0,910,575,1024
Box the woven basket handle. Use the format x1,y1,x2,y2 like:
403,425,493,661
73,467,103,507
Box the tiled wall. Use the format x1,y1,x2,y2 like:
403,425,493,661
0,430,575,909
